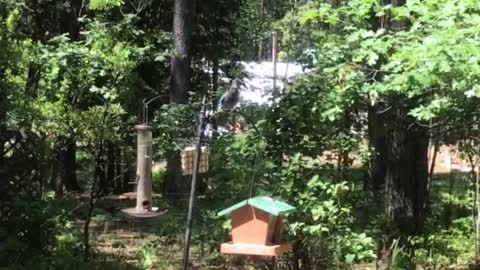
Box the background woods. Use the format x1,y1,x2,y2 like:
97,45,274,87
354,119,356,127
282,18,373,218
0,0,479,269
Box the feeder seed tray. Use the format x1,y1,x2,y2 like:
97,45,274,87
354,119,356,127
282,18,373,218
220,242,292,256
121,207,167,218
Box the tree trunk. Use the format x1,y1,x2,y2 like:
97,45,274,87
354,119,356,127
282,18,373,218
384,109,429,235
0,130,6,214
122,147,133,192
63,138,81,191
368,104,387,191
212,59,219,136
114,146,122,194
170,0,195,103
164,152,188,198
0,133,4,173
58,1,83,193
366,5,387,192
96,153,107,195
50,139,81,194
365,0,429,235
54,150,65,198
165,0,196,198
476,167,480,263
26,64,41,97
107,142,115,192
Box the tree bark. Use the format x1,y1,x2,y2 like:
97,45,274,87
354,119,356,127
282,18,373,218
367,0,429,235
165,152,188,198
165,0,196,198
0,129,6,212
50,139,81,194
384,111,429,234
56,1,83,193
170,0,195,103
122,147,133,192
54,150,65,198
114,146,122,194
63,138,81,191
107,142,115,192
366,4,387,192
96,153,107,195
211,59,219,136
368,104,387,191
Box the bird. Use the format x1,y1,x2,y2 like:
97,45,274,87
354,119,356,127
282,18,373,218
218,79,241,112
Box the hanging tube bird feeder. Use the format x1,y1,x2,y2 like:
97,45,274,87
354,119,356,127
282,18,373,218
218,196,296,256
122,124,163,218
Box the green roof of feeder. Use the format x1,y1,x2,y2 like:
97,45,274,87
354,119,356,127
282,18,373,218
218,196,296,217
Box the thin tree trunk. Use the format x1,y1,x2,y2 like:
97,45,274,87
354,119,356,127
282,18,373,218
26,64,41,97
258,0,265,61
212,59,219,136
0,134,4,173
114,146,122,194
96,153,107,195
122,147,133,192
64,138,81,191
475,153,480,263
84,105,109,262
107,142,115,192
0,130,6,211
55,151,65,198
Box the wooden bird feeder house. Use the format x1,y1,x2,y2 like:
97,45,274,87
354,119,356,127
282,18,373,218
218,196,296,256
181,145,208,175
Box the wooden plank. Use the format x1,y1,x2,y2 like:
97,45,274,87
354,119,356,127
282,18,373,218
220,242,292,257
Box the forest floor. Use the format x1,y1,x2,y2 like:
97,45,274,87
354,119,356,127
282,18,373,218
67,174,473,270
67,149,475,269
72,193,286,269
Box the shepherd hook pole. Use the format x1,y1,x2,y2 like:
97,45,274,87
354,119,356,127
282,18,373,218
142,94,170,125
272,31,278,93
182,96,207,270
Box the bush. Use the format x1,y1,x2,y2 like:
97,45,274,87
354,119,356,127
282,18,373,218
209,130,376,268
270,154,376,268
0,199,68,267
152,167,166,193
412,217,474,268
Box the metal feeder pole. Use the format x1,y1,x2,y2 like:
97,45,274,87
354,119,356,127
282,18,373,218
182,96,207,270
272,31,278,92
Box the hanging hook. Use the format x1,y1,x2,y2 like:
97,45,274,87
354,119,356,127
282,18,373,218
142,94,170,125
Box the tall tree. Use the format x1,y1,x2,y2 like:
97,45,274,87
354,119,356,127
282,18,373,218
164,0,196,197
377,0,430,236
281,0,450,235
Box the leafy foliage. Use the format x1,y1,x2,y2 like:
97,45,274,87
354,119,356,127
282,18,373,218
89,0,125,11
1,0,480,269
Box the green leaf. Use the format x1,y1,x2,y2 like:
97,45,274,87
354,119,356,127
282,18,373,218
345,254,356,264
89,0,124,10
299,10,320,25
392,6,410,19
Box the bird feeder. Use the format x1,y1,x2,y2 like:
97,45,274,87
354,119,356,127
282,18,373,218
218,196,296,256
181,145,208,175
122,125,162,218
